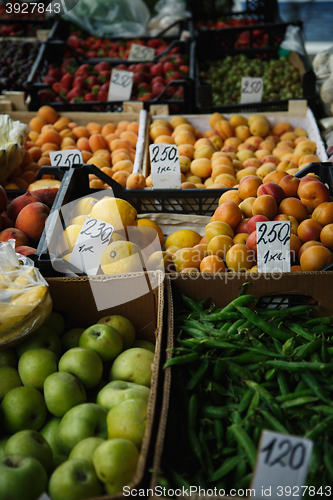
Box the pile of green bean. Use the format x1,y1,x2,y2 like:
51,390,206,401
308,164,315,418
160,288,333,494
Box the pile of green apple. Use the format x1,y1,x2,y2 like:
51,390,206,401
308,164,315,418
0,311,156,500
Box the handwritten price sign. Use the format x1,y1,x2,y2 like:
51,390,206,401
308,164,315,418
108,69,134,101
128,43,155,61
69,217,114,275
251,430,313,499
256,220,291,273
50,149,83,168
149,144,181,189
240,77,263,104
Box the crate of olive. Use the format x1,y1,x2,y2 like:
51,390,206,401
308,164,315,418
195,45,317,115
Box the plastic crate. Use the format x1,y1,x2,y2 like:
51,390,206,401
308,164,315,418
25,39,195,114
194,42,318,116
187,0,280,24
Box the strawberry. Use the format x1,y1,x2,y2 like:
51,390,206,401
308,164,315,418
163,62,176,74
86,75,98,89
74,64,90,77
137,92,152,101
47,68,62,80
152,82,165,97
91,85,100,94
84,93,96,102
100,82,109,93
94,62,111,72
52,82,65,94
61,73,73,88
98,70,111,83
70,97,84,103
42,75,56,86
135,63,148,73
97,90,108,101
147,39,162,49
179,65,189,76
115,64,127,71
86,51,97,58
128,64,137,72
138,82,150,95
73,76,86,89
173,87,184,100
67,88,82,100
150,62,163,77
166,85,176,98
37,89,55,103
133,72,146,86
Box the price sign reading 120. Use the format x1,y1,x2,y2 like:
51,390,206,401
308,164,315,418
108,69,134,101
240,77,263,104
149,144,182,189
256,220,291,273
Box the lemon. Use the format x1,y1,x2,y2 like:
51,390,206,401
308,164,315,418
165,229,202,251
70,196,98,218
69,215,87,226
100,241,142,275
90,197,137,232
137,219,164,246
58,224,83,255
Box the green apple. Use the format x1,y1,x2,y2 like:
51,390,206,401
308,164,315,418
93,438,139,494
5,430,53,473
18,348,58,390
132,340,155,353
61,327,85,353
97,315,135,350
0,349,17,368
43,372,86,418
0,436,10,459
106,398,147,449
43,311,65,336
48,458,103,500
58,347,103,389
69,437,104,464
79,324,123,362
1,386,47,433
56,403,107,455
109,347,154,387
16,325,62,358
0,366,22,401
0,455,48,500
96,380,150,412
40,416,66,458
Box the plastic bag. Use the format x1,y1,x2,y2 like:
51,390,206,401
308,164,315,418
312,45,333,116
279,25,307,57
148,0,189,36
0,242,52,349
54,0,151,37
0,115,26,183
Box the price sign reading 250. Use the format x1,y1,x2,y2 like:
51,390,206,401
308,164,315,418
149,143,182,189
49,149,83,168
150,145,179,165
111,72,133,88
242,79,263,94
257,222,291,246
240,77,263,104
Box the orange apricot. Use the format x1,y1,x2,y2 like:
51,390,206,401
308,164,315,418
88,134,107,153
120,130,138,148
29,116,47,133
37,105,58,124
76,137,91,152
86,122,102,134
112,170,130,188
126,122,139,134
101,123,116,137
28,146,42,162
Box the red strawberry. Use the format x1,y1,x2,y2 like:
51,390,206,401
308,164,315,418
100,82,109,92
151,76,165,86
37,89,55,103
169,47,181,55
165,71,183,84
173,87,184,100
98,70,111,83
42,75,57,86
73,76,86,89
97,90,108,102
138,82,150,95
155,46,167,56
115,64,127,71
163,62,176,74
86,75,98,89
128,64,136,72
86,51,97,58
61,73,73,87
152,82,165,97
137,93,152,101
147,39,162,49
48,68,62,80
166,85,176,98
133,72,146,86
94,62,111,72
150,62,163,77
91,85,100,94
135,63,148,73
74,64,90,77
70,97,84,103
179,65,189,75
67,35,80,49
52,82,64,93
66,88,82,100
83,93,96,102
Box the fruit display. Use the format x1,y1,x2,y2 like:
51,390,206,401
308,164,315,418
200,54,303,106
0,40,40,93
158,288,333,492
0,307,156,499
148,112,321,189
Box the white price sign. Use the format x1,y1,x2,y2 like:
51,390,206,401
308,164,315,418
251,430,313,499
128,43,155,61
69,217,114,275
108,69,134,102
240,77,263,104
49,149,83,168
149,143,181,189
256,221,291,273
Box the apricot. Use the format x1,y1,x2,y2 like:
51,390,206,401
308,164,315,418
263,170,288,184
181,182,197,189
255,149,271,161
238,175,262,200
236,150,255,163
320,224,333,250
37,105,58,124
112,159,133,173
86,156,110,170
186,175,202,185
223,138,241,148
212,156,233,169
279,197,309,223
271,122,293,137
246,230,257,254
29,116,47,133
214,173,238,188
28,146,42,162
290,234,302,261
205,221,234,242
274,214,299,235
235,125,251,142
59,129,76,141
298,240,324,260
261,155,280,166
219,190,242,205
236,167,258,183
279,175,300,198
53,120,70,133
256,164,276,180
127,122,139,134
297,180,330,210
280,132,297,142
200,254,226,273
291,147,313,166
112,170,130,188
101,123,117,137
277,140,295,149
208,113,225,128
252,194,278,220
243,158,262,169
193,145,215,160
211,165,234,182
203,129,216,139
238,143,256,152
21,171,37,185
273,146,294,159
173,123,196,136
235,218,250,235
245,136,263,148
81,151,93,163
276,160,297,172
189,158,211,178
174,130,196,147
233,233,249,244
204,177,214,188
257,182,285,204
214,120,234,140
295,140,316,154
312,202,333,226
194,138,213,150
209,135,223,150
226,243,255,272
297,219,322,243
239,197,256,218
259,140,276,152
300,245,332,271
126,173,146,189
178,144,195,159
110,139,131,152
249,117,270,137
89,179,104,189
41,142,59,153
229,114,248,128
248,215,269,234
214,201,242,229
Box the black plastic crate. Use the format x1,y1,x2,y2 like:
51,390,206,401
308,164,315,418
25,40,195,114
194,42,318,116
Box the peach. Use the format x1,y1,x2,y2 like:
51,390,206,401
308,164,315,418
238,175,262,200
263,170,288,184
246,230,257,254
15,202,50,241
297,219,322,243
245,136,263,148
214,201,242,229
0,227,29,248
214,120,234,140
239,197,256,218
1,214,14,229
28,179,61,207
259,140,276,152
15,245,37,256
312,202,333,226
257,182,285,204
219,190,242,205
255,149,271,161
278,197,309,223
207,234,233,258
252,194,278,220
297,180,330,210
200,254,225,273
279,175,300,198
7,192,42,223
243,158,262,169
249,117,270,137
234,233,249,244
190,158,212,178
229,114,248,128
214,173,237,188
178,144,195,159
272,122,293,137
235,125,251,142
290,234,302,261
248,215,269,234
193,145,215,160
235,218,250,234
225,243,255,272
0,185,8,213
205,221,234,242
256,164,276,180
320,224,333,250
236,150,255,163
300,245,332,271
274,214,299,235
261,155,280,166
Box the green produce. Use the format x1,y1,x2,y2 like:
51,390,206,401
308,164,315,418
18,348,58,390
160,286,333,494
58,347,103,389
5,429,53,473
79,324,123,362
0,455,48,500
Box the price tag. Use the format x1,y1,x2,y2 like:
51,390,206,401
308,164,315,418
251,430,313,499
128,43,155,61
49,149,83,168
108,69,134,102
69,217,114,275
240,77,263,104
149,143,181,189
256,220,291,273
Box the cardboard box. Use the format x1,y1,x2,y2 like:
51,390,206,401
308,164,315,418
43,271,165,499
150,272,333,499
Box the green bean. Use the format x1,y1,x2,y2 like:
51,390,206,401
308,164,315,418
245,346,286,358
280,396,319,409
287,322,315,341
301,371,331,404
188,394,198,429
188,427,203,466
275,389,313,403
264,359,333,373
237,319,253,333
305,416,333,440
233,451,248,485
236,306,291,341
238,389,254,413
213,359,227,381
228,424,257,469
221,321,233,331
258,304,316,318
186,359,209,391
306,317,332,326
208,456,243,483
222,353,268,364
311,325,333,334
180,326,209,339
199,428,214,478
203,405,234,419
273,338,283,354
277,371,290,395
294,379,309,393
231,411,242,425
293,338,322,360
205,295,257,322
220,447,237,457
226,361,253,380
163,352,200,368
307,445,323,476
314,405,333,416
203,311,243,322
228,319,247,335
282,337,295,355
213,419,224,452
181,294,203,315
259,409,289,434
324,453,333,483
321,337,330,363
245,390,260,419
208,381,232,397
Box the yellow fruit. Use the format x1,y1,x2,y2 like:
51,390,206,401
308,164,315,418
90,197,137,231
100,241,142,275
172,247,203,272
69,215,87,226
71,197,98,218
137,219,164,246
165,230,202,250
58,224,83,254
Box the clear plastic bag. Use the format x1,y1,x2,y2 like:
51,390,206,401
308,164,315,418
0,115,26,183
147,0,189,36
54,0,151,37
0,242,53,349
312,45,333,116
